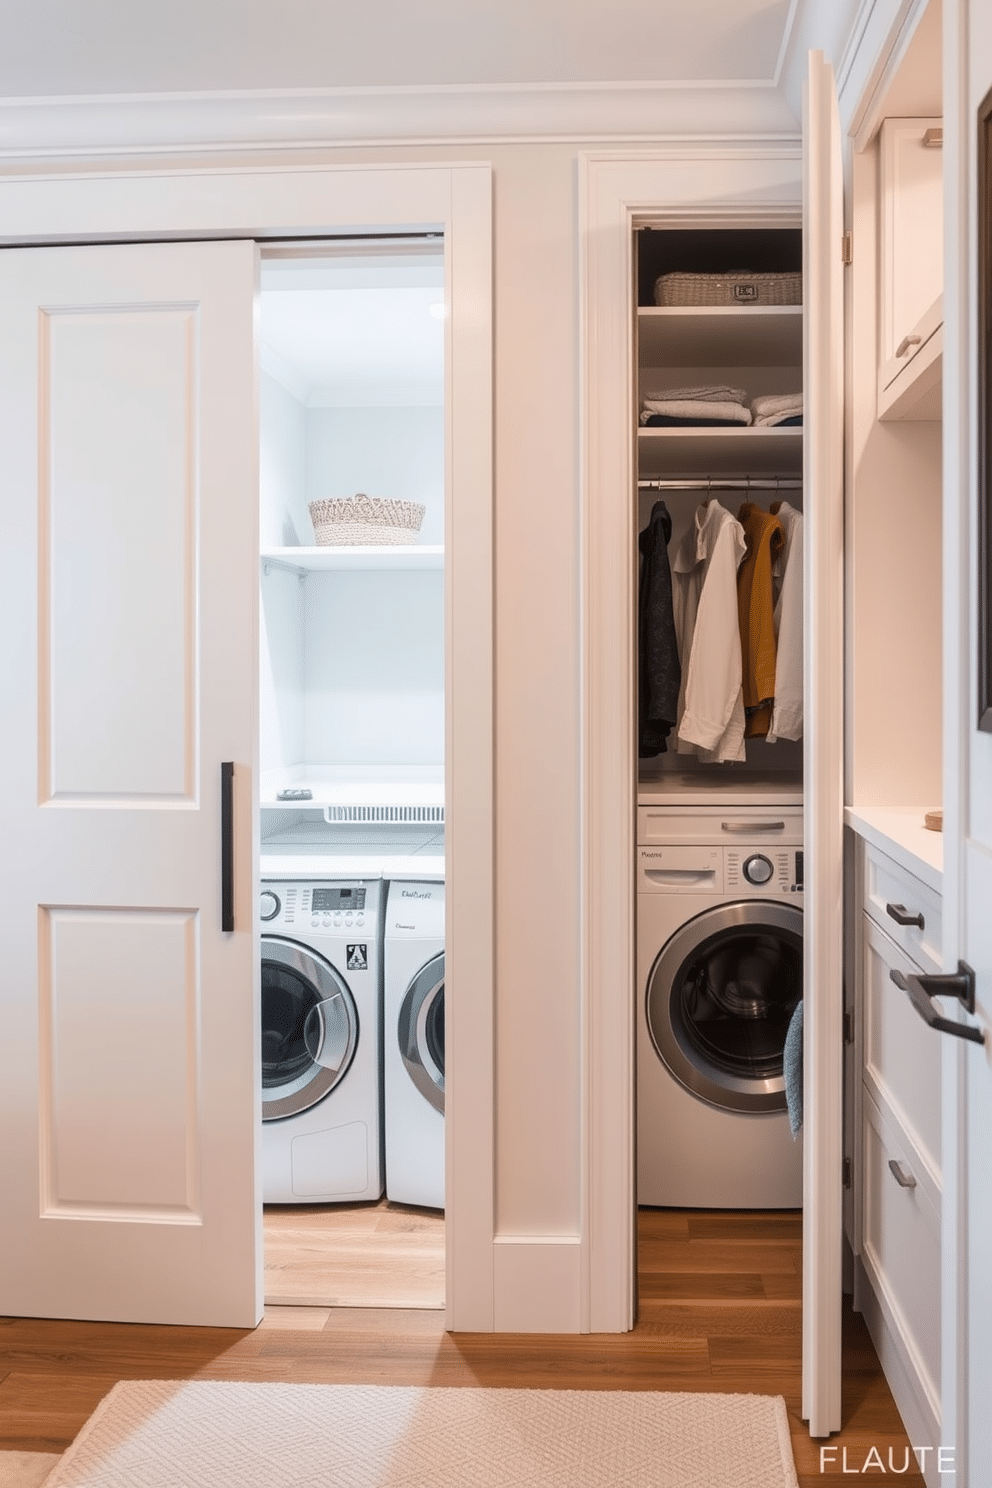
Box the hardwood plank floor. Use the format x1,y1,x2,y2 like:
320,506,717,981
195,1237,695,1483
263,1200,445,1309
0,1208,925,1486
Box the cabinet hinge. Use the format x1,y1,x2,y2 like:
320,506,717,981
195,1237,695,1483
841,232,853,265
843,1156,852,1189
843,1011,854,1045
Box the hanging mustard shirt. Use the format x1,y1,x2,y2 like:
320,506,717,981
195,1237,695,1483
737,503,784,738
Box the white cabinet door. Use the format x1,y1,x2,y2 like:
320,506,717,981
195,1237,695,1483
802,50,846,1439
0,241,261,1327
942,6,992,1482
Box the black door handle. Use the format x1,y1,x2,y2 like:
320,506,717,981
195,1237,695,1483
221,761,234,933
890,962,985,1044
886,901,925,929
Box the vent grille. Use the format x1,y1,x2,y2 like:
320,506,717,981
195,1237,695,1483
323,804,445,825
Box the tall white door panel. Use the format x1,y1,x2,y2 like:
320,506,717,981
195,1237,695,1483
802,51,846,1437
0,241,261,1327
942,3,992,1481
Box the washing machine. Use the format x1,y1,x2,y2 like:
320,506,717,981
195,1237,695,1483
260,878,384,1204
637,804,804,1208
383,879,445,1209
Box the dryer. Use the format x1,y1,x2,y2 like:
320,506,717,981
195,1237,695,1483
260,878,383,1204
637,805,804,1208
383,879,445,1209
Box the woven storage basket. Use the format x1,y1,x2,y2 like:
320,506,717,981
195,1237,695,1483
654,270,802,307
308,494,426,547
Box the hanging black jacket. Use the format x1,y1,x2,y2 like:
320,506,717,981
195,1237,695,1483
638,500,681,756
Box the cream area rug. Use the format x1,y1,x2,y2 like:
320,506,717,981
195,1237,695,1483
30,1379,800,1488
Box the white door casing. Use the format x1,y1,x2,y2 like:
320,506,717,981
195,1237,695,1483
579,146,824,1340
0,163,494,1332
802,51,846,1438
0,239,261,1326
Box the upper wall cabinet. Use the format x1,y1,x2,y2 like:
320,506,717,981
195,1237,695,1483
877,117,943,421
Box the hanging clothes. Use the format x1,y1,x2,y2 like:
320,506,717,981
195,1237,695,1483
672,500,747,764
767,500,804,742
737,502,784,738
638,501,681,757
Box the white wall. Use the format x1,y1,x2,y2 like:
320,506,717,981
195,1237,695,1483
260,369,309,547
303,569,444,766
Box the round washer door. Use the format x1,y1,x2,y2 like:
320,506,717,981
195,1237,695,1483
261,936,359,1122
645,900,802,1114
397,951,444,1115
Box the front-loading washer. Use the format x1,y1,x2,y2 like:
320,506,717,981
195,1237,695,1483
383,879,445,1209
637,805,804,1208
260,878,384,1204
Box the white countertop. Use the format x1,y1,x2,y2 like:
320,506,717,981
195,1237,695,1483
845,805,943,892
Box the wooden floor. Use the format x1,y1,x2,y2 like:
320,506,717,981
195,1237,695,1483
0,1208,923,1487
263,1200,445,1308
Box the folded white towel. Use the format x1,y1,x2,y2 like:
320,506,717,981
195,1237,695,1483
753,409,803,427
640,399,753,425
641,384,748,405
751,392,804,417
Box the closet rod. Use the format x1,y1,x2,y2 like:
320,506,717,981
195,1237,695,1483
637,478,803,491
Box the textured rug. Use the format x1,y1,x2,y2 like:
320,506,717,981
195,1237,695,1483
37,1379,799,1487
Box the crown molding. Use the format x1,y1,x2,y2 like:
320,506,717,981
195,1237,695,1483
0,82,802,162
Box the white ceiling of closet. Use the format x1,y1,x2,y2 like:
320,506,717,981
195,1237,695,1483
260,253,445,409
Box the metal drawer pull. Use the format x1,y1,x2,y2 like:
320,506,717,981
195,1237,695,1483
888,1159,917,1189
890,963,986,1045
922,126,943,148
886,901,924,929
896,333,923,357
721,821,786,833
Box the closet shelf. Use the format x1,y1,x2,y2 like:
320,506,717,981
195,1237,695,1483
261,544,444,575
637,426,803,478
637,305,802,367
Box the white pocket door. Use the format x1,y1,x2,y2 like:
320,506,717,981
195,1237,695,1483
0,240,261,1326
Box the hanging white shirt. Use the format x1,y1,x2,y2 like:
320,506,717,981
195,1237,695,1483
767,500,804,742
672,500,747,763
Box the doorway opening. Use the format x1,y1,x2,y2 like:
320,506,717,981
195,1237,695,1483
258,239,447,1310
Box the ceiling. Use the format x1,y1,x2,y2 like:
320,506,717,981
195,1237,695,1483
260,252,446,409
0,0,850,98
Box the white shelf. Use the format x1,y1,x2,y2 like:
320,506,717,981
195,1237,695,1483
637,305,802,367
637,425,803,478
260,763,445,812
261,544,444,574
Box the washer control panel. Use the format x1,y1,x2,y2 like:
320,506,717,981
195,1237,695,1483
725,848,803,894
259,879,381,931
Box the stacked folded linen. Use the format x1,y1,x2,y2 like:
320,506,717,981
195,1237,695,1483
643,384,748,404
751,393,803,427
640,386,752,427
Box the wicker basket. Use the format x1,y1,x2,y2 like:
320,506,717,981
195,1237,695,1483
308,494,426,547
653,270,802,307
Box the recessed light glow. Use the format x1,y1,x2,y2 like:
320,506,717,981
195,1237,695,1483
428,301,447,320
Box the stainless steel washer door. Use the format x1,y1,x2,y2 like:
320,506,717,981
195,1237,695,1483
397,952,444,1115
261,936,359,1121
645,900,803,1113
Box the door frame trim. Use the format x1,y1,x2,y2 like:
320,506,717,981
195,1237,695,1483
577,146,803,1332
0,159,494,1332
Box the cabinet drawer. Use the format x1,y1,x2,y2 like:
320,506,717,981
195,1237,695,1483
862,915,941,1179
861,1091,941,1419
637,805,802,846
862,841,942,974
